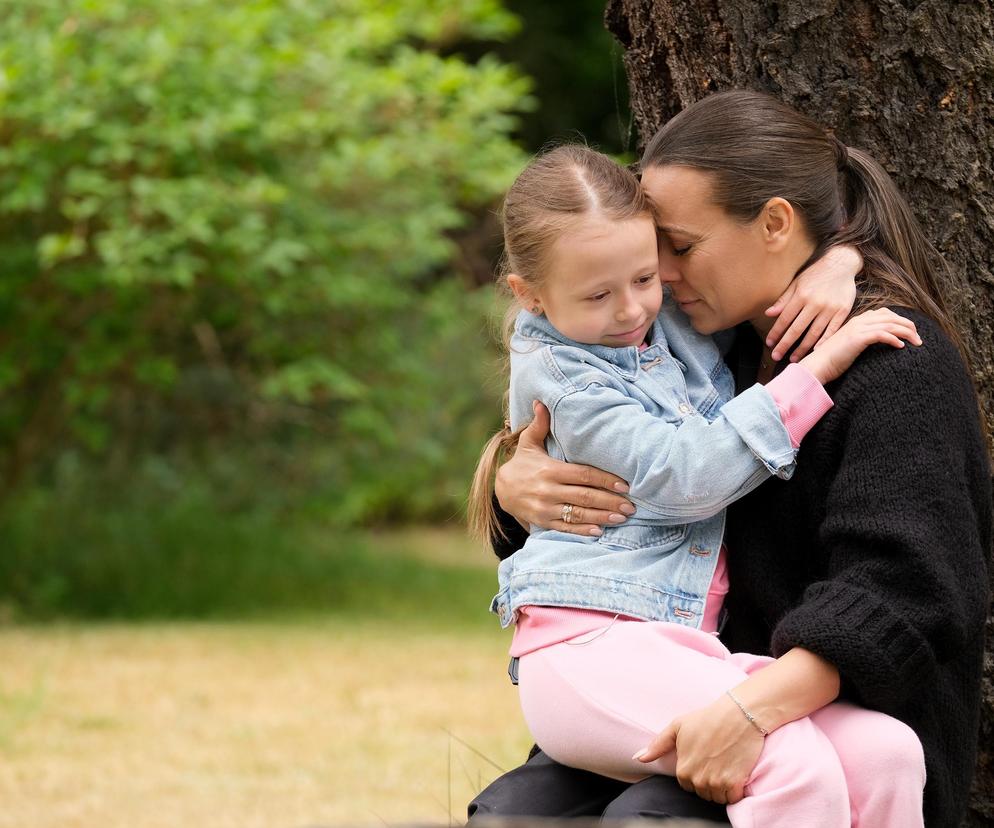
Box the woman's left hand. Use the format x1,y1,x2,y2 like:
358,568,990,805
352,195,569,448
764,244,862,362
635,694,765,805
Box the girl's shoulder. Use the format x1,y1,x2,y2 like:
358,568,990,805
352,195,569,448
509,332,624,391
506,336,628,433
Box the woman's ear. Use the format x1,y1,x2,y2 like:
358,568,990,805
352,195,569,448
507,273,542,314
761,197,795,252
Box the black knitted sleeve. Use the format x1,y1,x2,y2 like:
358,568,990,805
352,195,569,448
770,312,992,711
490,491,529,561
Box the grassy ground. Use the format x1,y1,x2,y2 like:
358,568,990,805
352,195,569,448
0,529,532,828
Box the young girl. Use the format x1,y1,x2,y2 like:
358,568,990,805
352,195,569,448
468,145,924,828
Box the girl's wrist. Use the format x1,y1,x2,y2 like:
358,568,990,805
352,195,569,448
798,350,829,384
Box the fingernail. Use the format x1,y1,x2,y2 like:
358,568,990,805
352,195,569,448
632,748,648,761
608,513,625,523
613,482,629,493
789,355,798,363
765,337,773,346
620,503,636,515
532,400,539,413
589,527,603,537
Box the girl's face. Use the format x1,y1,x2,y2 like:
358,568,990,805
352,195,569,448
639,165,806,335
511,214,662,347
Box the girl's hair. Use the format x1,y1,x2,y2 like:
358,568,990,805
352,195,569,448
467,144,652,543
640,89,969,361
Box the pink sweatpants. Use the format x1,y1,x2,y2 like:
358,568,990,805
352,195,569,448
517,618,925,828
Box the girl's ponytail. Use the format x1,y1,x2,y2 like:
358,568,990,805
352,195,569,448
467,420,522,544
468,144,652,547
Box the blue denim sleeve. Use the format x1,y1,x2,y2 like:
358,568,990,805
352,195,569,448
548,380,798,523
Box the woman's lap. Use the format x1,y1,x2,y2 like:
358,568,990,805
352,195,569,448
466,748,731,824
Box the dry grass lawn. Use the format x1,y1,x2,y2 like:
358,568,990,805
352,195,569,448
0,618,532,828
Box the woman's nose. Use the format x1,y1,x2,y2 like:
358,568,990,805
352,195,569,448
659,258,682,284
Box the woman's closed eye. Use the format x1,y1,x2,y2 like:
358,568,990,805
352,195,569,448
671,243,692,256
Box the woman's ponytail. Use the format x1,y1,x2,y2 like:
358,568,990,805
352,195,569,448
467,419,522,544
834,147,968,360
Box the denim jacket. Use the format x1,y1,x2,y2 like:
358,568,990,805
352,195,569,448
490,298,798,630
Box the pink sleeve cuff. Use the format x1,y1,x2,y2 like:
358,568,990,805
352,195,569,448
765,363,834,448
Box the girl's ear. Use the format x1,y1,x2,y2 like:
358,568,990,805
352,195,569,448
761,197,795,252
507,273,542,314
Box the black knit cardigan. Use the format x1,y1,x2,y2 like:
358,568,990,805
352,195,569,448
491,309,992,828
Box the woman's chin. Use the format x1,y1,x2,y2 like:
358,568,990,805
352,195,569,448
687,315,722,335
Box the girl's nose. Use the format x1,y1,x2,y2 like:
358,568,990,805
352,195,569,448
616,293,641,321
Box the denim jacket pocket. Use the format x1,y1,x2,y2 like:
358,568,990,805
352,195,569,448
596,522,687,552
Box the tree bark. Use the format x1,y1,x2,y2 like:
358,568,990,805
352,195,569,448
603,1,994,823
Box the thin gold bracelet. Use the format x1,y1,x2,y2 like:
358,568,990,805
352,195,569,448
725,689,770,736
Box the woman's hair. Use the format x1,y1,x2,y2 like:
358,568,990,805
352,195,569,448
467,144,652,543
640,90,968,360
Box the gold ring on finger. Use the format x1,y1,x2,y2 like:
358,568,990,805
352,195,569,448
561,503,574,524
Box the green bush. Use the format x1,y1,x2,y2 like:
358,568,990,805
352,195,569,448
0,0,529,522
0,454,496,621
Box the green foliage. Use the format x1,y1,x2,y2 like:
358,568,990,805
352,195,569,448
0,458,496,622
0,0,529,522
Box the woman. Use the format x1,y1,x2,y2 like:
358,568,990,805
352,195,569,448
469,90,992,827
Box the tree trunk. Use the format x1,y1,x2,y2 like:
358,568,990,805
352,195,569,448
603,1,994,823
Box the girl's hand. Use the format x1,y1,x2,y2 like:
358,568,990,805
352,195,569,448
494,401,634,537
635,695,765,805
799,308,921,385
764,245,862,362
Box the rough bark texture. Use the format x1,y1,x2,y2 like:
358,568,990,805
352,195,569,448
603,1,994,824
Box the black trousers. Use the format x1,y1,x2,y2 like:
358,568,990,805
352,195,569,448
467,748,731,825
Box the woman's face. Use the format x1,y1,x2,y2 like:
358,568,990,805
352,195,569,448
639,165,798,335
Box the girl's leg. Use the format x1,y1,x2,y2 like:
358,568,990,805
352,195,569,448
517,620,850,828
808,701,926,828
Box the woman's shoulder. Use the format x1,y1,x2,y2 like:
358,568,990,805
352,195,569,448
821,308,986,452
830,307,969,393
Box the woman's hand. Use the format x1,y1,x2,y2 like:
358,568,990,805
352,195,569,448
635,694,764,805
764,245,862,362
799,307,921,384
494,401,635,536
635,647,841,806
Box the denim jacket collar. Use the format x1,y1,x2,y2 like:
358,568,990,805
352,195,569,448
514,310,669,382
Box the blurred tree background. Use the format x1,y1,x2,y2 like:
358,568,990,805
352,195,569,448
0,0,629,618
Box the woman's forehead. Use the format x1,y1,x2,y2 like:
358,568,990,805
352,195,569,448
641,165,721,229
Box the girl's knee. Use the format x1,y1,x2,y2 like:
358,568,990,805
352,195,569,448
846,715,925,788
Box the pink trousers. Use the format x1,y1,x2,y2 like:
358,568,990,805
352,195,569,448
517,618,925,828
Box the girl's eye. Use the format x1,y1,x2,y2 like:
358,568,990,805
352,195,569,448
635,274,656,285
587,292,609,302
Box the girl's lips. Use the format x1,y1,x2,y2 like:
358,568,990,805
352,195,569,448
612,323,647,342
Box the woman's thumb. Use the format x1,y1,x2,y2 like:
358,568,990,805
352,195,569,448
633,725,677,763
520,401,551,447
